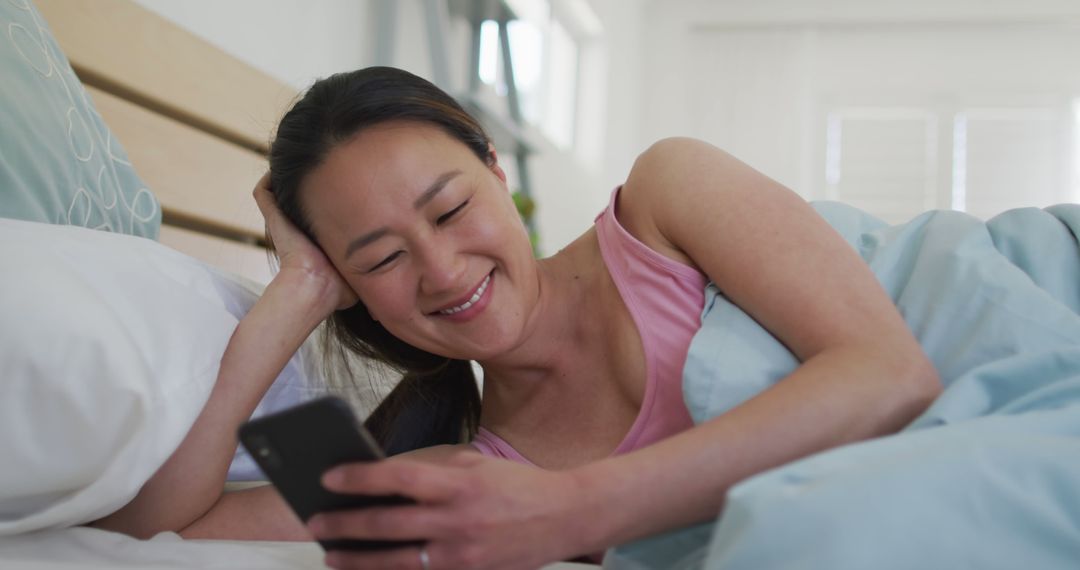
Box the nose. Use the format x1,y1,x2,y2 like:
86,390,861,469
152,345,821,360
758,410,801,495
416,236,466,296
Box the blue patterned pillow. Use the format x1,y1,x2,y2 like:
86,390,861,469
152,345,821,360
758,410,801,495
0,0,160,237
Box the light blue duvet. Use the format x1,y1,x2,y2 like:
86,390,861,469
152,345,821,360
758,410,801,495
606,203,1080,569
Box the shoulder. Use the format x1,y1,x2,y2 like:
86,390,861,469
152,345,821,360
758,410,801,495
628,136,725,176
623,137,748,213
616,137,741,267
620,137,824,282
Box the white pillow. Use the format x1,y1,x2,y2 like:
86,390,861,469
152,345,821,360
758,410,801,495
0,218,317,534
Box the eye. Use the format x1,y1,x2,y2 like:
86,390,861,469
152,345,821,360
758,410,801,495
436,200,469,225
367,251,403,273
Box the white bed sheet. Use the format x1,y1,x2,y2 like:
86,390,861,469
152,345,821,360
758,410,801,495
0,527,595,569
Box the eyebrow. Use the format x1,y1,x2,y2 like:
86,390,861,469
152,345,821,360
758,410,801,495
343,169,463,259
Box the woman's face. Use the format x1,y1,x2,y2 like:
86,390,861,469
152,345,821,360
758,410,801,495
300,121,537,360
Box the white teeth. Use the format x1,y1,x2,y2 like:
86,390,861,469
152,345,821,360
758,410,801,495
439,274,491,315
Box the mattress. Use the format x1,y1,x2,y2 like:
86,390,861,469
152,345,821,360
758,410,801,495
0,526,596,569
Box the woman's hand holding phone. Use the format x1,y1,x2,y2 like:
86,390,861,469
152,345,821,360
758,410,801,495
308,451,595,570
253,173,358,312
239,397,601,567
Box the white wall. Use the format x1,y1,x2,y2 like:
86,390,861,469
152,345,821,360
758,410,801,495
583,0,648,191
134,0,375,91
638,0,1080,222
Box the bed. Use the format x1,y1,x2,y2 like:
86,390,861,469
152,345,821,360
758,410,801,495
0,1,591,568
606,200,1080,568
4,1,1080,569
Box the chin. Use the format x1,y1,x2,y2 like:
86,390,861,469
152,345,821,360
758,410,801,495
456,333,520,362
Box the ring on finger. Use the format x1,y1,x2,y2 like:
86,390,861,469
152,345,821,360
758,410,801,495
418,545,431,570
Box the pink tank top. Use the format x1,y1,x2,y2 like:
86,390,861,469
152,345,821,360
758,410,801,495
472,187,707,465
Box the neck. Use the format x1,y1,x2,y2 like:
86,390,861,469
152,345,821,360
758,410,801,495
477,229,608,407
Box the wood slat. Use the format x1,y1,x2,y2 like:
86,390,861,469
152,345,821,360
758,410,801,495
88,85,267,239
159,225,274,286
36,0,297,154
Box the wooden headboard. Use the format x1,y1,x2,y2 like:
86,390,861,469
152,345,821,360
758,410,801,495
36,0,299,284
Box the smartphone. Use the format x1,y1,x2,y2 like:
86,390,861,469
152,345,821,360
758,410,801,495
238,395,421,552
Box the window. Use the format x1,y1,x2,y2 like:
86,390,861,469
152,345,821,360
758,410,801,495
824,108,939,223
954,107,1064,220
476,0,596,149
824,104,1074,224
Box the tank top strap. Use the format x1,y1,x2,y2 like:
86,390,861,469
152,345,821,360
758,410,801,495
594,186,706,452
472,186,707,461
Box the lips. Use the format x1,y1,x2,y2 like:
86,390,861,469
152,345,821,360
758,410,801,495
432,271,493,315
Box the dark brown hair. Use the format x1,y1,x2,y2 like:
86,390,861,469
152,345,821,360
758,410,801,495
268,66,485,455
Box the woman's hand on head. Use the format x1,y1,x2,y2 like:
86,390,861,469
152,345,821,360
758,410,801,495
253,173,359,311
306,451,600,570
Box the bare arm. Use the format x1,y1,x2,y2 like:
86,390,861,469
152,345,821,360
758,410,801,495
176,445,477,541
89,178,354,539
570,137,942,548
179,484,309,541
89,269,339,538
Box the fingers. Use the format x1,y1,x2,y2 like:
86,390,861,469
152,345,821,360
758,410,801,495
252,171,272,196
252,173,278,220
251,172,292,250
312,460,465,541
309,504,443,541
322,460,466,504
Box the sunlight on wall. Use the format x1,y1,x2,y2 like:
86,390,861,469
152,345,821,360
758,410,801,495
1074,98,1080,202
951,114,967,212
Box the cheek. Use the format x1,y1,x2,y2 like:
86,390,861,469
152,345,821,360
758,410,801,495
479,197,530,246
356,279,415,322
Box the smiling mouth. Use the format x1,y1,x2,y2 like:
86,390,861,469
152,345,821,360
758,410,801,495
435,272,492,315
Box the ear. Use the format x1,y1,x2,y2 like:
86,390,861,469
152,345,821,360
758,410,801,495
488,143,507,184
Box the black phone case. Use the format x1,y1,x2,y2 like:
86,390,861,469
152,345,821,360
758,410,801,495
237,396,420,552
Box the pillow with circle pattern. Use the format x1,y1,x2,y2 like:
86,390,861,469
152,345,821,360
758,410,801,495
0,0,161,237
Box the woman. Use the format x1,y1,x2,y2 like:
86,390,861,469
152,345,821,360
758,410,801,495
90,67,941,569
